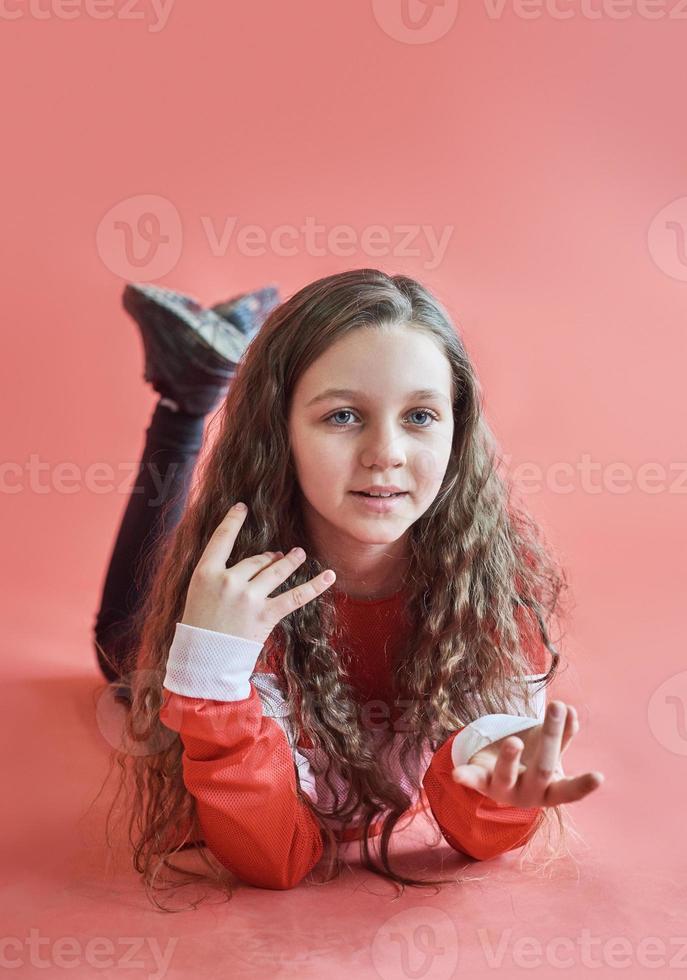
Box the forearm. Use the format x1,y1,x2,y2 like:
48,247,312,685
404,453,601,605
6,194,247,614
160,622,324,890
422,727,544,861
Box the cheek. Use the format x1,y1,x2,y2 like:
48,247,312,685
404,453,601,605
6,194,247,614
411,442,451,488
293,433,349,487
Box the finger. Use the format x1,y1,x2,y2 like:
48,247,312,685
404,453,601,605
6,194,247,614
521,700,566,789
263,550,337,610
490,737,527,797
560,705,579,756
542,771,605,806
452,763,492,795
245,551,284,581
199,503,249,572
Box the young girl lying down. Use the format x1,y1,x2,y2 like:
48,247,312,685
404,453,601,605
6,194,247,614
98,268,603,905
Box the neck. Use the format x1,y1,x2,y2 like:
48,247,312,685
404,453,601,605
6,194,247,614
303,511,411,600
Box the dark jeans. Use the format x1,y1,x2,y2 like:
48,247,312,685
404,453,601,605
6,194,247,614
93,400,206,683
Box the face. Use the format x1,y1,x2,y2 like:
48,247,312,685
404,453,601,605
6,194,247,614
287,324,455,558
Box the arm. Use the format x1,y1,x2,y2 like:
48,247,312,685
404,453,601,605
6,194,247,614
159,622,324,890
422,721,546,861
422,618,551,861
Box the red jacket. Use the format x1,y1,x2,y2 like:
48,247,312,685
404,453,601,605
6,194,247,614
159,587,550,889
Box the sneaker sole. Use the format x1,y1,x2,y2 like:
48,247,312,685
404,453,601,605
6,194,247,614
124,283,250,365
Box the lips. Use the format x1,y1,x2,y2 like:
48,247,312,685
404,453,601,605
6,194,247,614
352,491,407,497
354,485,406,494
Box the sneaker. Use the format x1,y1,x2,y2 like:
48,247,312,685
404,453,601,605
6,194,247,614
211,284,280,339
122,282,279,416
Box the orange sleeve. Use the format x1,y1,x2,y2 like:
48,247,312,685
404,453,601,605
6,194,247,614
422,728,545,861
159,686,324,890
158,624,324,890
421,602,550,860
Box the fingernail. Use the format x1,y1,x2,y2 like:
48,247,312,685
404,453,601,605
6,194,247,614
235,502,247,512
550,703,564,719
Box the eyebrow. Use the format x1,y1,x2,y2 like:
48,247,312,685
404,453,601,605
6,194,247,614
305,387,451,408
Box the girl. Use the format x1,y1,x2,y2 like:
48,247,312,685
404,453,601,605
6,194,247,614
96,268,604,906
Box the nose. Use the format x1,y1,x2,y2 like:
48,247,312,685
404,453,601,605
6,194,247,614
359,426,407,470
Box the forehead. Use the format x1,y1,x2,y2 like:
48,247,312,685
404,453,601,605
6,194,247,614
293,325,453,402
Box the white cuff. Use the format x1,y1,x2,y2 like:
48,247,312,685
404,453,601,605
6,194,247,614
451,714,542,768
163,622,264,701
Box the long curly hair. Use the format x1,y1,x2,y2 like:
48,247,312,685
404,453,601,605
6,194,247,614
96,267,576,910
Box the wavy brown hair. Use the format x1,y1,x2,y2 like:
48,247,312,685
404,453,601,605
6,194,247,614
96,267,578,910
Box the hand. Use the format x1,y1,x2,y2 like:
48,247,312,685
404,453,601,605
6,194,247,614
451,701,605,808
180,502,336,645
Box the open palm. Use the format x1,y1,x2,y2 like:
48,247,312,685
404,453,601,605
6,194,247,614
452,701,605,808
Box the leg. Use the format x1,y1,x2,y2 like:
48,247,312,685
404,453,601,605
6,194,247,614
93,400,206,684
94,279,281,694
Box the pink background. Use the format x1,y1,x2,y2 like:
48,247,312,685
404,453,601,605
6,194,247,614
3,2,686,977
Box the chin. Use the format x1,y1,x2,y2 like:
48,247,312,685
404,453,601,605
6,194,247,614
341,519,407,543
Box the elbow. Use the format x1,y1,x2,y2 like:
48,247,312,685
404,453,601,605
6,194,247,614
463,841,513,862
237,866,313,891
210,846,321,891
440,827,504,862
440,823,540,863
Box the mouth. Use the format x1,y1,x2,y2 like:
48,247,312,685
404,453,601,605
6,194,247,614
349,491,408,512
351,491,407,498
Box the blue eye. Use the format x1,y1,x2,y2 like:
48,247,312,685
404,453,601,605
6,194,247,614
324,409,439,428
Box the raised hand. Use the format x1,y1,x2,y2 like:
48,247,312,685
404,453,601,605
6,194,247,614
180,502,336,646
451,701,605,808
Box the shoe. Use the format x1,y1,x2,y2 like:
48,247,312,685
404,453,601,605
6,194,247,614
211,284,280,339
123,283,279,416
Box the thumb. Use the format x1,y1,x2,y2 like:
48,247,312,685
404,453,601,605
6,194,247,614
452,764,490,793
